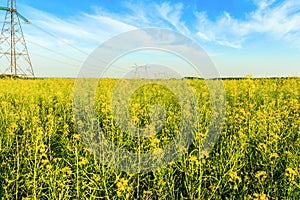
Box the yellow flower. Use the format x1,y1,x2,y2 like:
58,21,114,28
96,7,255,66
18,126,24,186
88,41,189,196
117,182,125,191
269,153,279,159
117,178,128,191
260,193,268,200
78,157,89,166
152,148,164,158
150,137,160,147
61,166,72,175
41,159,49,165
190,155,198,162
53,158,62,163
63,123,69,129
32,116,40,124
286,168,297,176
131,115,140,124
228,171,242,184
93,174,101,181
117,191,122,197
143,190,152,195
237,131,246,139
9,122,18,131
101,106,108,113
189,155,200,166
72,134,80,140
46,164,52,170
253,193,268,200
255,171,267,181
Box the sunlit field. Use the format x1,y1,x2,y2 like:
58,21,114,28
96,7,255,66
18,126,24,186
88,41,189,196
0,77,299,199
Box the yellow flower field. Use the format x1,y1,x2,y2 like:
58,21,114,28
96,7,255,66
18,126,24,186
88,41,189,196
0,77,299,199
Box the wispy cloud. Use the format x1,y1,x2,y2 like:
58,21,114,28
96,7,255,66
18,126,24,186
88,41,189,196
195,0,300,48
15,5,139,77
21,1,300,50
20,5,137,50
7,0,299,77
155,2,190,36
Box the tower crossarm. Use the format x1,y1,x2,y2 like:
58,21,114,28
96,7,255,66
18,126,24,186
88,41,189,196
0,6,30,23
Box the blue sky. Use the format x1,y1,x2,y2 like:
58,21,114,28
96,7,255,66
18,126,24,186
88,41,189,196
0,0,299,77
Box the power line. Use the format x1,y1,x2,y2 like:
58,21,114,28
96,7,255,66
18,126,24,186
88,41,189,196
28,40,128,74
27,38,128,74
30,52,81,67
27,39,84,64
31,23,90,56
29,23,129,73
30,23,113,66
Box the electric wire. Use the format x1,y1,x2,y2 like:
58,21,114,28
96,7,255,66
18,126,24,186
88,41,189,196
27,39,84,64
30,51,81,67
29,23,129,74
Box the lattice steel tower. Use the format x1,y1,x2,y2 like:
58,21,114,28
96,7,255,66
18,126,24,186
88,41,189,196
0,0,34,77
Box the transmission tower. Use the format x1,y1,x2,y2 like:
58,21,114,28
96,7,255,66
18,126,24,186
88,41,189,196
0,0,34,77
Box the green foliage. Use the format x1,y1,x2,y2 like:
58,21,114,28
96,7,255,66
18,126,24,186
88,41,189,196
0,78,299,199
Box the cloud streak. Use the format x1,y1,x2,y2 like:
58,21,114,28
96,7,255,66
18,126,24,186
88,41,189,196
21,0,300,50
195,0,300,48
5,0,299,77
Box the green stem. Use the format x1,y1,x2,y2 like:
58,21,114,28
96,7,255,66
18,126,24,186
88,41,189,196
33,136,38,200
75,146,79,199
15,135,19,200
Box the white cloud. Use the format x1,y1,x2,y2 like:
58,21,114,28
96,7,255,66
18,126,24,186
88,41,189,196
14,5,139,77
155,2,190,36
11,1,300,52
3,0,298,77
121,1,151,26
21,5,137,48
195,0,300,48
255,0,277,9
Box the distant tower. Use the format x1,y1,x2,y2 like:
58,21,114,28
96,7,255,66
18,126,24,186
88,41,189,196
0,0,34,77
